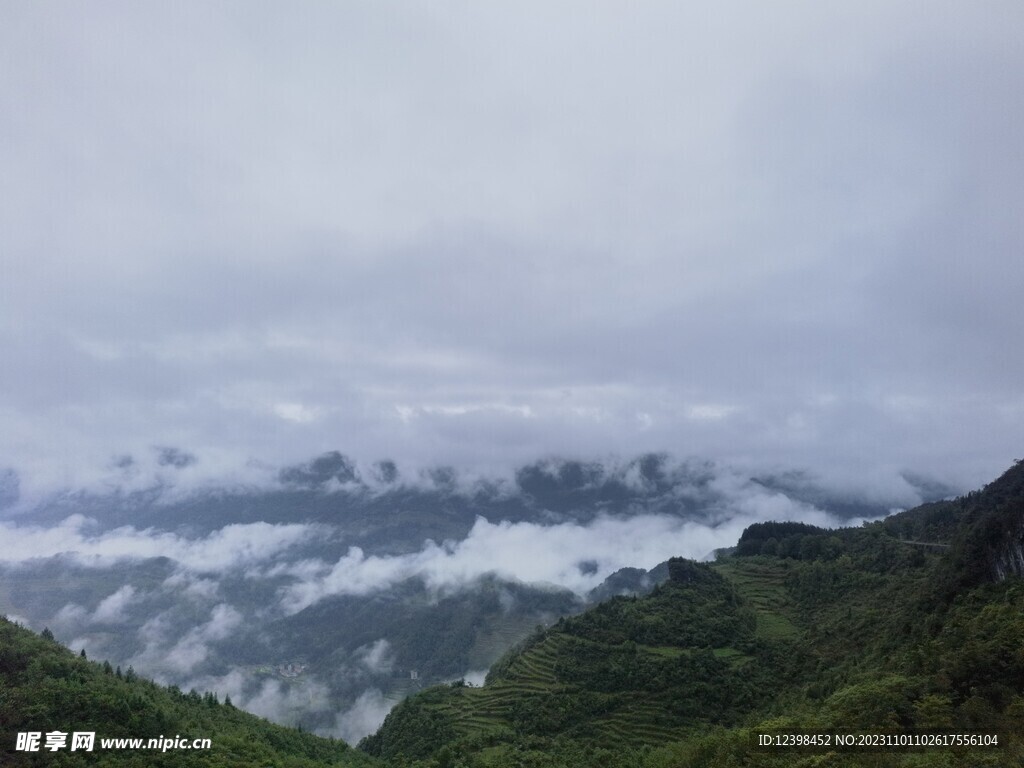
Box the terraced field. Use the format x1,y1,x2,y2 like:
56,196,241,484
413,625,749,749
500,633,562,685
588,696,690,748
430,634,569,741
465,613,553,671
366,559,811,760
714,557,801,641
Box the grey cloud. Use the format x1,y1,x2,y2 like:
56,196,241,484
156,447,197,469
244,677,334,728
132,603,243,677
182,667,388,743
276,493,858,614
92,585,137,623
354,639,394,675
163,572,221,601
161,604,242,674
0,516,318,570
53,603,90,632
0,469,19,508
181,667,338,731
332,689,394,746
1,3,1021,499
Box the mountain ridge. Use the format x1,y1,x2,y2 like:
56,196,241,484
360,460,1024,767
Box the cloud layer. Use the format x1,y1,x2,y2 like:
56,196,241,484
0,516,317,569
1,4,1021,499
0,472,860,610
0,457,896,744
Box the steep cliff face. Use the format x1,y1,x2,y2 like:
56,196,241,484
994,537,1024,580
949,461,1024,586
990,505,1024,581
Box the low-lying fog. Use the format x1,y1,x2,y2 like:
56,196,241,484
0,453,954,742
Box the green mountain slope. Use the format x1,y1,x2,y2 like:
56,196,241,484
362,462,1024,767
0,617,379,767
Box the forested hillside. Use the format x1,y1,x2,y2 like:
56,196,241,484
363,462,1024,767
0,617,378,767
5,462,1024,766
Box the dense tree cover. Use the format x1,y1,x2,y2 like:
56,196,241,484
735,522,830,557
358,688,456,762
360,464,1024,767
8,461,1024,767
559,564,755,649
879,500,961,544
0,617,377,767
359,564,777,763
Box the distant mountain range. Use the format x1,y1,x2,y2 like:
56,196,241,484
363,461,1024,766
5,459,1023,765
10,452,957,550
4,451,1005,766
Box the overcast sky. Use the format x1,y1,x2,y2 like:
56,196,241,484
2,2,1022,498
